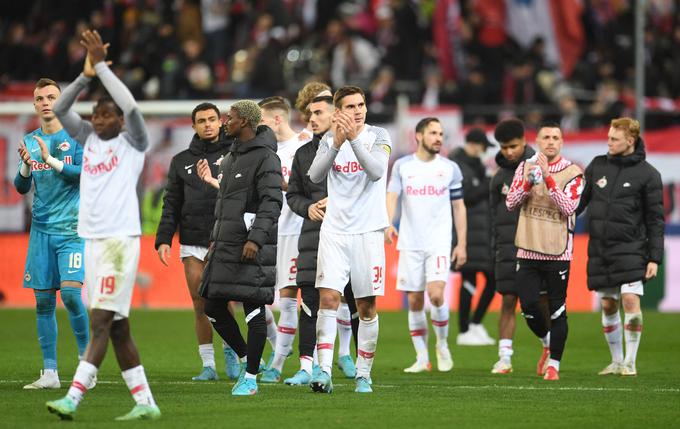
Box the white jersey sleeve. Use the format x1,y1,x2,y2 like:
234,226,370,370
449,161,464,200
387,157,404,195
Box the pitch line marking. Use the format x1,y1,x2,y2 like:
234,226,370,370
1,380,678,393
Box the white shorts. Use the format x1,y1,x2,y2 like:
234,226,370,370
85,236,140,321
316,230,385,299
276,234,299,290
396,250,450,292
180,244,209,261
597,281,644,300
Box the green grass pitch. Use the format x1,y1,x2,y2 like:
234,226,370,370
1,309,678,428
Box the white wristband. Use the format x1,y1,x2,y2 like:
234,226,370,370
45,155,64,173
20,162,31,177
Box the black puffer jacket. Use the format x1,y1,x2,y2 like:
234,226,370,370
577,138,664,290
155,129,232,249
449,147,492,272
200,126,283,305
286,135,326,286
490,146,535,290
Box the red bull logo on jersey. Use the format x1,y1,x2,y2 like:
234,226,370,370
31,156,73,171
58,141,71,151
405,185,447,196
83,155,119,175
333,161,364,174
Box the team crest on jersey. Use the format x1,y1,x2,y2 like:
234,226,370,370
58,141,70,151
501,183,510,195
24,273,31,282
596,176,607,189
436,170,445,178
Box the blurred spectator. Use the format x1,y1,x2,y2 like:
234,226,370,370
201,0,229,67
0,0,678,130
329,19,380,88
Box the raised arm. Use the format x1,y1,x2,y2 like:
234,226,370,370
308,136,339,183
94,62,148,152
506,161,531,211
52,75,94,144
349,134,390,182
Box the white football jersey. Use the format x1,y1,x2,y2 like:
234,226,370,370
321,124,392,234
387,154,463,251
78,134,145,238
277,133,308,236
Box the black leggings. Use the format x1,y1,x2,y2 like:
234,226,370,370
204,299,267,375
516,259,570,361
458,269,496,332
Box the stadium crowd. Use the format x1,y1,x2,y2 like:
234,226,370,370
2,0,680,128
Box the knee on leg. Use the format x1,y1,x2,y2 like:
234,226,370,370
60,287,85,313
501,294,517,313
109,320,130,344
519,297,542,320
35,291,57,316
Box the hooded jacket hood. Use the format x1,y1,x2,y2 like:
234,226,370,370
231,125,277,154
607,136,646,166
495,145,536,169
189,126,232,156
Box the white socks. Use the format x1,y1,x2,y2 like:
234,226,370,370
356,316,379,379
623,312,643,366
430,304,449,347
337,303,353,357
121,365,156,406
548,358,560,371
67,361,98,405
265,306,278,348
300,355,313,374
198,343,216,370
271,298,298,372
408,310,429,363
316,309,338,375
602,311,624,363
498,338,514,363
540,332,551,348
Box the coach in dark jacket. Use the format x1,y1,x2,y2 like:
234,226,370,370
154,103,236,381
201,124,282,304
155,116,231,250
491,145,535,292
577,137,664,290
197,100,283,394
449,128,496,343
576,118,664,376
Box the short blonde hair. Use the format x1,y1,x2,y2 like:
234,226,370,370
610,117,640,141
231,100,261,131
